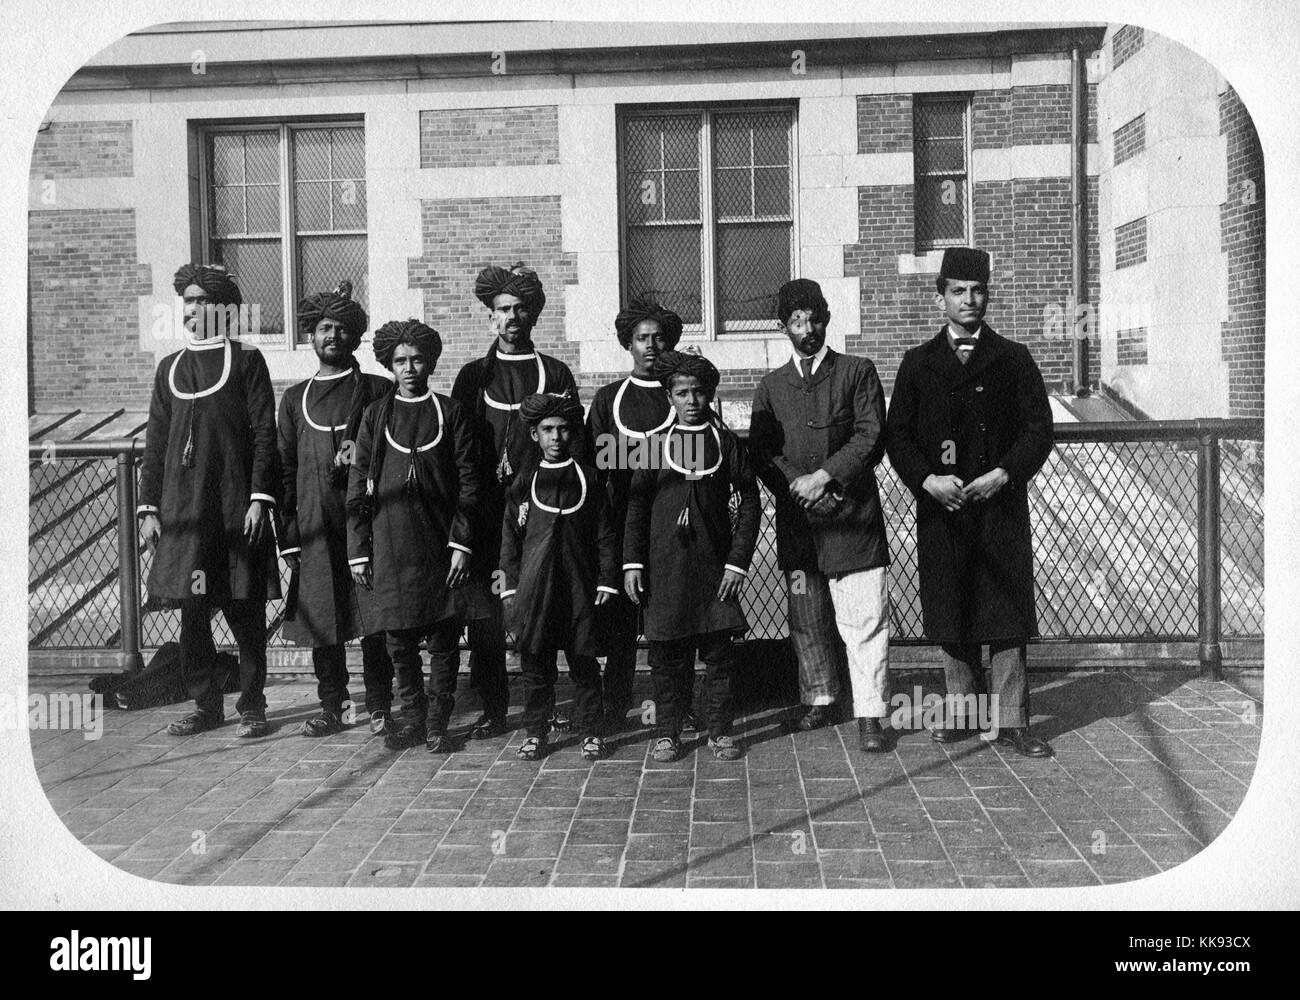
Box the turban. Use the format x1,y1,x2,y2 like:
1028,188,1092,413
614,297,683,349
938,247,991,285
172,263,242,306
298,281,368,338
652,349,720,396
776,278,829,324
474,262,546,317
372,319,443,371
519,391,584,427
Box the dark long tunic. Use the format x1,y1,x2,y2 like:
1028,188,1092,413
500,459,619,656
345,390,492,633
277,367,392,646
586,374,674,529
450,344,580,575
624,423,761,642
885,326,1054,643
139,338,281,605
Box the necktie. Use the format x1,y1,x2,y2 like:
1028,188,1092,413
800,356,814,380
953,337,975,365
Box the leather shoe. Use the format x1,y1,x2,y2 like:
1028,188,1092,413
858,717,887,753
798,704,835,732
426,733,457,754
467,713,507,740
994,726,1054,758
929,722,975,743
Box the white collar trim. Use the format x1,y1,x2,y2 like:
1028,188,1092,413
531,462,587,515
313,367,353,381
663,422,722,478
396,389,433,402
613,377,674,439
484,353,545,410
170,339,231,400
495,351,537,361
539,458,575,469
628,375,660,388
384,393,444,452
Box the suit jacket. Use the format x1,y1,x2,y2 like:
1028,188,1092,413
749,348,890,575
885,325,1054,643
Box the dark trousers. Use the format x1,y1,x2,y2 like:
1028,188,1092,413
180,598,266,717
521,650,603,737
467,602,509,720
602,594,639,720
940,641,1028,729
387,621,462,735
649,631,732,740
311,633,391,715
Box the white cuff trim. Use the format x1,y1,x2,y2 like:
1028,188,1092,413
500,589,517,599
279,547,301,557
447,542,472,555
348,557,370,566
724,564,748,576
137,505,159,515
597,586,619,595
250,493,276,505
622,563,644,571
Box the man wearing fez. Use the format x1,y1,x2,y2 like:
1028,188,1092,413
749,278,893,752
140,264,279,738
585,297,682,732
277,283,395,737
886,247,1055,757
451,263,579,738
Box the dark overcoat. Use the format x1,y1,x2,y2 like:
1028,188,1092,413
885,326,1054,643
276,368,392,646
748,349,890,576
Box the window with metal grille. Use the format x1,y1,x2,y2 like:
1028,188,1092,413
200,122,368,348
913,98,972,252
619,106,795,337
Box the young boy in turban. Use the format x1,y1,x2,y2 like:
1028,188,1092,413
451,263,580,739
346,319,492,753
585,297,692,734
623,351,761,762
277,283,396,737
500,392,619,761
142,264,280,739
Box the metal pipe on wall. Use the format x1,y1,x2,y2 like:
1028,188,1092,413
1070,45,1091,397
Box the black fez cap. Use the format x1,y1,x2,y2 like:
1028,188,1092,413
776,278,829,324
938,247,990,285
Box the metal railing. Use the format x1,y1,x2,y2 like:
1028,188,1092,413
28,419,1263,677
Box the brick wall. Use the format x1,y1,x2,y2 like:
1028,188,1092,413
1219,86,1265,421
1113,113,1146,166
407,195,578,392
856,95,912,154
1115,216,1147,270
1116,327,1149,366
420,106,560,168
30,120,133,179
845,86,1098,394
1113,25,1145,69
28,209,154,409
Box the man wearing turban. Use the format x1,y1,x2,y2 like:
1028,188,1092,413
346,318,492,753
140,263,279,739
749,278,893,753
585,297,684,733
276,283,396,737
450,263,580,739
886,247,1056,757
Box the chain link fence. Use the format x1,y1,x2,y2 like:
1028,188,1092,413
29,421,1264,671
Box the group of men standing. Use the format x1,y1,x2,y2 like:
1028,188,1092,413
138,244,1055,762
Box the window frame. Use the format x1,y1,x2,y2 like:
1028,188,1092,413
616,102,800,341
912,94,974,253
196,118,367,351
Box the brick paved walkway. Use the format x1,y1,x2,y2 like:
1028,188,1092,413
31,667,1260,889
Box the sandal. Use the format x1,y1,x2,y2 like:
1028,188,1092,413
707,734,743,761
580,735,608,761
516,736,545,761
651,736,682,763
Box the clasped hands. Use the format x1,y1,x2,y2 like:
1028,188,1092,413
923,468,1010,512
